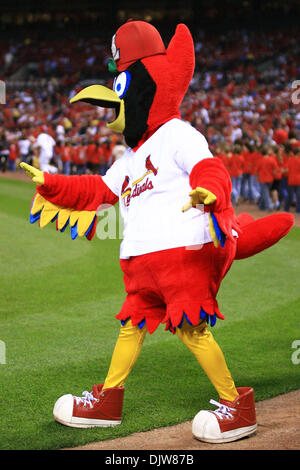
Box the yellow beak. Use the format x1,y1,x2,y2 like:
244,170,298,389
69,85,125,134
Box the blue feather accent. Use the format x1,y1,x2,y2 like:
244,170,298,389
184,312,193,325
200,308,217,326
120,317,145,329
85,215,97,237
177,310,217,329
211,212,226,247
60,218,70,232
138,318,146,329
200,308,207,321
71,222,78,240
30,211,41,224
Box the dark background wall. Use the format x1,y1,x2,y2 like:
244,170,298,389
0,0,299,40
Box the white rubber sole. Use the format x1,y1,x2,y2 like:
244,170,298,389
54,415,122,429
193,424,257,444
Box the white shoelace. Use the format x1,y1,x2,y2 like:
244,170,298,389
75,390,99,408
209,399,235,420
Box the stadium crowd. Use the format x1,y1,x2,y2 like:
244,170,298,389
0,25,300,213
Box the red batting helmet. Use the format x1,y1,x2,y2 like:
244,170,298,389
111,20,166,72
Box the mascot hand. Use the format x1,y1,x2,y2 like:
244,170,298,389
182,187,217,212
182,187,219,248
19,162,45,186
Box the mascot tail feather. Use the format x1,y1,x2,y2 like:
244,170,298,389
235,212,294,260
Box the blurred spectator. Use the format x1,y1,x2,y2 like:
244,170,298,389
256,147,278,211
86,139,96,174
35,128,57,173
4,48,14,72
18,133,31,163
281,142,294,206
270,146,284,210
240,144,253,202
60,141,72,175
91,141,105,175
285,147,300,213
225,144,244,206
112,139,126,162
101,138,113,175
273,125,289,145
76,140,87,175
0,131,9,172
8,140,18,171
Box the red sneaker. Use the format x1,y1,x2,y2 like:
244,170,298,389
192,387,257,443
53,384,125,428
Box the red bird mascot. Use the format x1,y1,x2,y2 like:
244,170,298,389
21,20,293,443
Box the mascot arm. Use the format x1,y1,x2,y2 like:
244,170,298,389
20,163,118,241
188,158,232,212
37,172,118,211
183,157,240,246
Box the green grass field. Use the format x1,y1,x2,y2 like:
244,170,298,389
0,177,300,450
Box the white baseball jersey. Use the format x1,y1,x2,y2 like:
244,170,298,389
36,132,56,162
103,118,214,259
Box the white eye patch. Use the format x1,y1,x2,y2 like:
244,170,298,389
113,71,131,99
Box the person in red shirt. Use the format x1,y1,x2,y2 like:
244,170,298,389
61,142,72,175
226,145,244,206
256,146,279,211
215,144,230,172
214,145,227,168
270,146,283,210
273,127,289,145
71,141,87,175
76,141,87,175
101,138,113,175
289,130,300,149
91,141,105,175
70,142,79,174
240,143,255,202
281,142,294,208
247,145,261,203
9,140,18,171
285,147,300,213
86,140,96,174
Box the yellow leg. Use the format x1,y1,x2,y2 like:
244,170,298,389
176,319,239,402
103,320,147,390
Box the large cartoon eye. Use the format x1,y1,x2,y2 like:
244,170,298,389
113,71,131,99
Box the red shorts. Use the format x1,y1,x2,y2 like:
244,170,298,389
116,240,237,334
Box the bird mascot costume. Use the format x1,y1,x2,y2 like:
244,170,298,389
21,20,294,443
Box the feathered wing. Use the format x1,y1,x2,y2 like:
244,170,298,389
30,193,98,240
28,173,118,241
